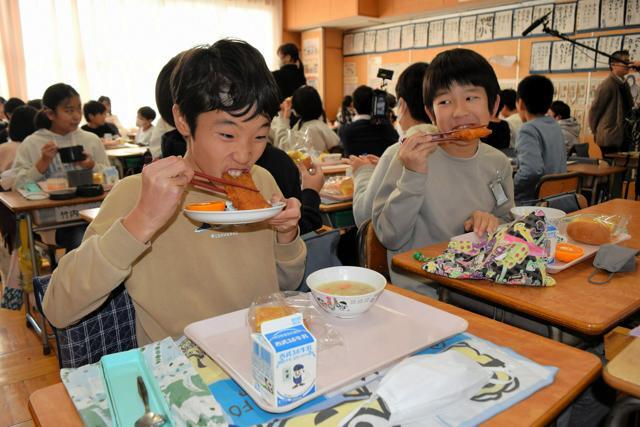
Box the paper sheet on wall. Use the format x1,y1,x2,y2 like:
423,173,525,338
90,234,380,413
376,29,389,52
364,31,376,53
589,78,603,105
567,80,578,105
367,56,383,89
600,0,625,28
531,4,554,36
513,7,533,38
574,108,585,130
530,42,551,71
460,16,476,43
388,27,401,51
576,0,600,31
343,34,354,56
572,37,597,70
494,10,513,39
428,20,444,46
558,80,569,102
414,22,429,47
302,38,320,75
401,25,415,49
498,79,517,90
551,41,574,71
476,14,494,41
353,32,365,54
624,34,640,61
343,62,358,97
444,18,460,44
627,0,640,26
576,80,588,106
554,3,576,34
596,35,623,69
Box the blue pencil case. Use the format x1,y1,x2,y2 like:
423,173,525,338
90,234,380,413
100,349,173,426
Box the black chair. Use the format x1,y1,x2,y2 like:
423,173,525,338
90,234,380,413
573,143,589,158
33,275,137,368
541,192,588,213
299,227,342,291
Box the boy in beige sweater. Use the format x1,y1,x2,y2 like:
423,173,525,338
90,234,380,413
44,40,307,345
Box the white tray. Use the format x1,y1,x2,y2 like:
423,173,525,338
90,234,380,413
184,290,467,413
547,233,631,273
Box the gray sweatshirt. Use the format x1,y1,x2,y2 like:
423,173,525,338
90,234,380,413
557,117,581,154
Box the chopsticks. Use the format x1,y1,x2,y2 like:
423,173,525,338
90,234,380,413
191,170,260,193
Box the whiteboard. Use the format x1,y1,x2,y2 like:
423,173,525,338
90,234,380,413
551,40,574,71
572,37,597,70
388,27,401,51
554,3,576,34
401,24,415,50
596,35,623,69
576,0,600,31
460,15,477,43
627,0,640,26
353,32,364,54
600,0,625,28
364,31,376,53
624,34,640,62
443,18,460,44
513,7,533,37
414,22,428,48
531,4,554,36
376,29,389,52
531,41,552,72
494,10,513,39
428,20,444,46
476,13,494,41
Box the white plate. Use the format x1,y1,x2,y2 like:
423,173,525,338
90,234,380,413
511,206,567,223
184,290,468,413
183,202,285,225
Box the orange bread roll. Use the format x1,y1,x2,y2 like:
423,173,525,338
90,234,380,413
566,217,613,245
253,305,299,332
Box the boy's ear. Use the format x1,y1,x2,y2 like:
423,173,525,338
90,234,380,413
424,106,437,125
172,104,192,138
491,94,501,118
516,98,525,113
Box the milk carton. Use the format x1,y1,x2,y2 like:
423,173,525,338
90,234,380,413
251,313,317,407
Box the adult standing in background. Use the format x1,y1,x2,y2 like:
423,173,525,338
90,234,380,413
272,43,306,102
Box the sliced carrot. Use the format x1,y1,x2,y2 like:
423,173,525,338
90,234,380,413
186,201,226,211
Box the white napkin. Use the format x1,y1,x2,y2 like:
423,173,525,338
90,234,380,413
375,350,492,425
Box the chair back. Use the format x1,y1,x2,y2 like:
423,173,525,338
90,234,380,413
536,171,581,199
33,275,137,368
588,141,603,159
573,143,589,158
356,219,389,279
541,192,587,213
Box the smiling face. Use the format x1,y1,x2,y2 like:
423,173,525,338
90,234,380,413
47,96,82,135
175,105,270,178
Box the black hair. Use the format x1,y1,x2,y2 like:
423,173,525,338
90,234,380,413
138,106,157,121
550,100,571,119
396,62,430,124
8,105,37,142
5,98,26,118
609,50,629,69
517,75,554,116
277,43,304,72
291,86,322,128
83,100,107,122
27,99,43,110
500,89,517,111
352,85,373,115
339,95,352,124
35,83,80,129
97,95,111,105
0,96,6,104
423,49,499,115
171,39,280,135
155,53,183,127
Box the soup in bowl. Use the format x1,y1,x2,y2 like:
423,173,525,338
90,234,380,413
306,266,386,318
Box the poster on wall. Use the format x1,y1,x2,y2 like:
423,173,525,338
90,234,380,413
460,16,476,43
343,62,358,97
443,18,460,44
530,41,552,72
302,37,320,75
429,20,444,46
600,0,625,28
551,41,574,72
567,80,578,104
575,0,600,31
531,4,554,35
554,3,576,34
627,0,640,26
494,10,513,39
343,34,354,55
414,22,429,47
572,37,597,70
513,7,533,37
353,32,364,54
574,108,585,130
558,80,569,102
576,79,588,105
596,35,623,69
364,31,376,53
388,27,401,51
476,13,494,41
589,78,603,104
624,34,640,61
376,29,389,52
401,24,415,49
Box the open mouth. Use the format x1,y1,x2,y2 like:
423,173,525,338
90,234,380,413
225,168,249,178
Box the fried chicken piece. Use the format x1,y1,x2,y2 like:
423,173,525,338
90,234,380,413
449,127,492,141
223,172,271,210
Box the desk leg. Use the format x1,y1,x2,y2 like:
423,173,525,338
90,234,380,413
23,213,51,356
591,176,600,206
548,325,563,342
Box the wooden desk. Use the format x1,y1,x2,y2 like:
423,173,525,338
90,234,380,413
392,199,640,338
603,338,640,398
567,163,627,205
79,207,100,222
105,146,148,157
0,191,105,213
28,285,601,427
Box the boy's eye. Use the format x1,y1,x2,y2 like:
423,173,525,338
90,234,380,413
219,133,234,140
255,135,267,141
437,99,451,106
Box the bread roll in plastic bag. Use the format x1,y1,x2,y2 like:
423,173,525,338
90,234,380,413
562,214,629,245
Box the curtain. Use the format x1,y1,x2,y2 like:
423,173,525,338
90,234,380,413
0,0,27,98
17,0,282,129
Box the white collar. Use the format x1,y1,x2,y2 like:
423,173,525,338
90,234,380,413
353,114,371,122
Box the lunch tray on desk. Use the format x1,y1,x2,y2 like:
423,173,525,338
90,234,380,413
184,290,468,413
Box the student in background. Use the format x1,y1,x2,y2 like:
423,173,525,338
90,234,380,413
333,95,355,130
81,100,120,138
548,100,581,155
513,75,566,205
150,53,183,159
0,106,37,173
0,96,6,122
372,49,514,295
499,89,522,148
27,99,43,110
98,95,128,136
339,85,399,157
0,98,26,143
135,106,156,146
12,84,109,251
272,86,339,153
272,43,306,102
481,96,511,151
